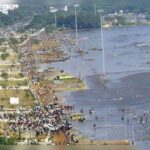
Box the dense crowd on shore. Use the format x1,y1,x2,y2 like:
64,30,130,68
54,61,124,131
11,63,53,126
0,103,72,139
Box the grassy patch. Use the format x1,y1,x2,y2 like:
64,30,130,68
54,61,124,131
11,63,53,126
0,80,28,87
6,73,24,78
0,89,35,108
0,64,20,70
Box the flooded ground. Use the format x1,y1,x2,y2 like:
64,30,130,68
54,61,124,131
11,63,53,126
49,26,150,78
39,25,150,148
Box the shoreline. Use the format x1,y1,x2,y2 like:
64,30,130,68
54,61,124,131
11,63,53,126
17,28,131,146
64,23,150,32
1,25,147,146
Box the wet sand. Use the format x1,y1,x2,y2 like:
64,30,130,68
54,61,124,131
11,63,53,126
0,145,134,150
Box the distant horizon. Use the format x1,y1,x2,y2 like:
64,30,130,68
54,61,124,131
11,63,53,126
0,0,79,6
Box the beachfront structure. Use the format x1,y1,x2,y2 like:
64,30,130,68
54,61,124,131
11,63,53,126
0,4,19,15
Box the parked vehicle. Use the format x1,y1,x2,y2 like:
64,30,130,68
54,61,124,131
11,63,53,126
71,113,85,121
43,124,58,131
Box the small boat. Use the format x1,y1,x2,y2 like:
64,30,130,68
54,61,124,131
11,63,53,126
85,58,94,61
76,48,84,54
89,108,95,114
71,113,85,121
91,47,102,51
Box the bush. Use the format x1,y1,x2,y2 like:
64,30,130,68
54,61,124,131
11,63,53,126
0,137,15,145
1,73,8,79
1,53,10,61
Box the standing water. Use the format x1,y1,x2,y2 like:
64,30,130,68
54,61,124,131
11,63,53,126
39,25,150,148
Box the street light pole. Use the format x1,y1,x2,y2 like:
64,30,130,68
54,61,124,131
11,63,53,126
98,9,106,76
50,7,58,28
54,11,57,27
125,122,127,139
74,5,79,47
104,116,107,141
94,4,97,15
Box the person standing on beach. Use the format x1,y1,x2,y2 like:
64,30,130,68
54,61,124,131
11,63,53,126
90,135,93,144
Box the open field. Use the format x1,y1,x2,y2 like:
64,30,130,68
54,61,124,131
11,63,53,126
1,73,24,78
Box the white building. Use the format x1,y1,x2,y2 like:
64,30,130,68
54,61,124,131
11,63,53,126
0,4,19,15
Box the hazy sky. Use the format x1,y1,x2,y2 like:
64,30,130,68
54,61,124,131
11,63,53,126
0,0,17,4
0,0,79,5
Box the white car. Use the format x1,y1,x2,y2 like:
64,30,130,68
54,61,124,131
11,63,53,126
43,124,58,131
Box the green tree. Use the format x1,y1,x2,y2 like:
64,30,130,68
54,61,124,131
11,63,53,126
0,47,7,52
0,137,14,145
25,90,30,100
0,38,5,45
17,27,25,33
116,16,126,25
1,53,10,61
45,25,56,33
1,72,8,79
9,37,18,46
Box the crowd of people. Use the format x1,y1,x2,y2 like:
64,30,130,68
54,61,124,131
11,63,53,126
0,103,72,137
